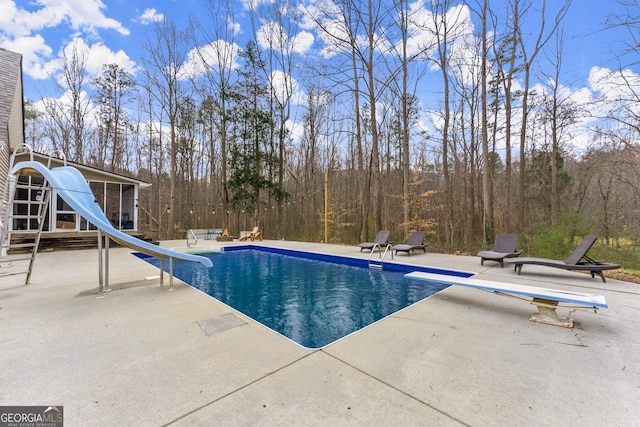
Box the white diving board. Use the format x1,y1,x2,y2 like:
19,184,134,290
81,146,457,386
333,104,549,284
405,271,607,328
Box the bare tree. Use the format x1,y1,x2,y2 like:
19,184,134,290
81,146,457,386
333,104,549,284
515,0,571,230
191,0,241,230
388,0,430,236
60,41,92,162
490,0,521,233
479,0,492,245
252,0,300,236
420,0,466,245
93,63,135,172
39,41,93,161
309,0,393,241
141,18,190,237
542,31,567,226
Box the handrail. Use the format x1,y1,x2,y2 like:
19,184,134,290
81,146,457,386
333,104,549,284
186,229,198,247
368,243,383,260
367,243,393,268
47,149,67,168
9,143,34,170
381,243,393,261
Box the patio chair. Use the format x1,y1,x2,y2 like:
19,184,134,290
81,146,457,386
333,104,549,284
477,234,522,267
393,231,428,256
240,226,262,241
359,230,391,252
504,234,621,283
251,227,262,241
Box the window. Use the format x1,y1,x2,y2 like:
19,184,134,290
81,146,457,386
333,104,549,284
82,181,137,231
54,194,77,231
12,175,46,231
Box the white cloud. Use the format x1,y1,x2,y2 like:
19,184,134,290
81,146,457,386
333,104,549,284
3,35,137,83
256,21,314,56
296,2,318,31
286,118,304,144
10,0,130,36
297,0,350,58
588,66,640,102
291,30,314,55
256,20,281,51
65,0,129,35
405,3,475,60
33,87,98,127
138,8,164,25
316,18,351,58
182,40,242,78
51,37,137,85
82,41,137,77
227,17,241,36
0,0,27,38
270,70,302,105
241,0,275,12
564,85,600,150
0,35,55,80
584,66,640,141
0,0,130,81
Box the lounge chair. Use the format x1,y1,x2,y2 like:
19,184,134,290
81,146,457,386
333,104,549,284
504,234,621,283
359,230,391,252
477,234,523,267
240,226,262,241
393,231,428,256
251,227,262,241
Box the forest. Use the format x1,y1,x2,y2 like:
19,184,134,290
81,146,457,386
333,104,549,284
21,0,640,271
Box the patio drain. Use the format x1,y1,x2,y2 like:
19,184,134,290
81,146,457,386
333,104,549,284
197,313,246,336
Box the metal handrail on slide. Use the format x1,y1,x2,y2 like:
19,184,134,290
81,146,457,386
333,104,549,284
367,243,393,268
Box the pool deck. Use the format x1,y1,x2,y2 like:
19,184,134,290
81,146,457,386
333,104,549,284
1,239,639,426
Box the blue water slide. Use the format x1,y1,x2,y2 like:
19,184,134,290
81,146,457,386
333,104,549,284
10,161,213,268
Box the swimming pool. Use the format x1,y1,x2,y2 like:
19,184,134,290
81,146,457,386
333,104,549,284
140,247,473,348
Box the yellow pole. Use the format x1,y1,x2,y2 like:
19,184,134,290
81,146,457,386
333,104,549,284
324,171,328,243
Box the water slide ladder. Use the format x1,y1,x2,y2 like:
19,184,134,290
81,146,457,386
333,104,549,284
0,144,52,284
367,243,393,268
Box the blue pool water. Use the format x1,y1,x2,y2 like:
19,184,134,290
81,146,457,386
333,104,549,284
141,248,471,348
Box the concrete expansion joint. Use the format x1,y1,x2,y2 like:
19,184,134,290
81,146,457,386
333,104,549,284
164,352,318,425
322,351,472,427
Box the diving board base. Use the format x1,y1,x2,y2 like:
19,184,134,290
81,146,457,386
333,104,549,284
529,298,574,328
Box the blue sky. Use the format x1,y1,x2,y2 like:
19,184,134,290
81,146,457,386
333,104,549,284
0,0,633,97
1,0,638,151
561,2,633,82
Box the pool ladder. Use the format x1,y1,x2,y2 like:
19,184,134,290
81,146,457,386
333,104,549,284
368,243,393,268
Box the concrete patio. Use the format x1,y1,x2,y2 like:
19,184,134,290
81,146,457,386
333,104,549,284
1,239,639,426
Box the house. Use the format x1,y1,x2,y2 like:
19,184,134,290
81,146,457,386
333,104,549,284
0,47,150,234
